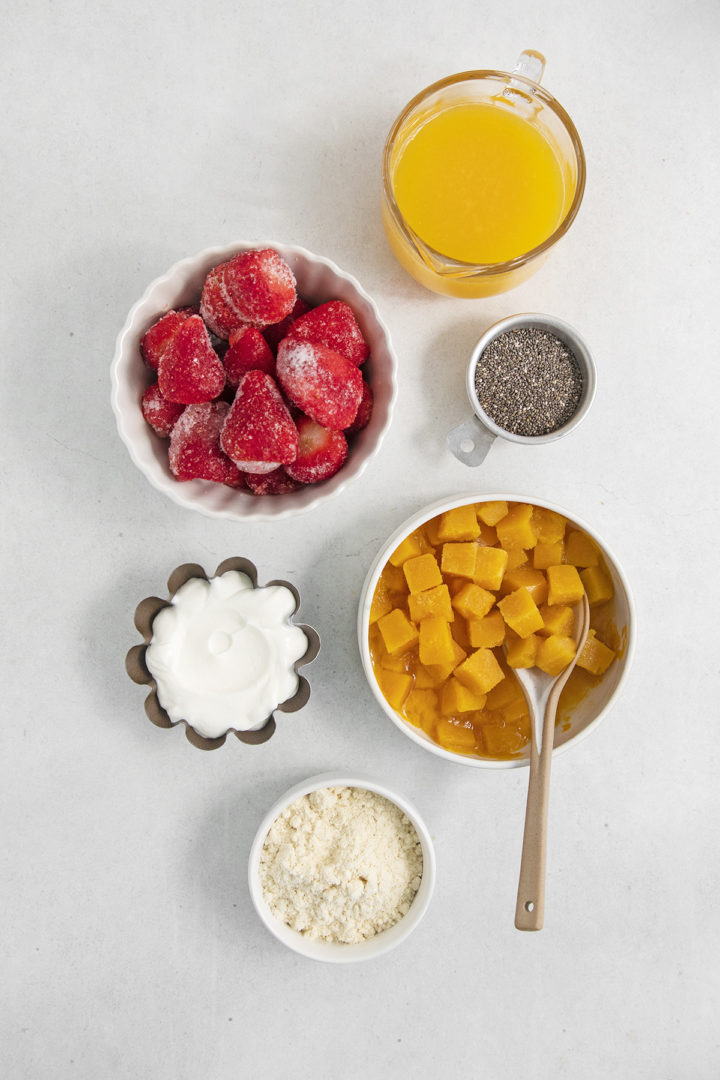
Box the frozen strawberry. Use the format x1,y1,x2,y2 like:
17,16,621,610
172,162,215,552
141,382,185,437
224,248,296,328
346,380,373,433
140,307,198,370
158,315,226,404
224,326,276,386
168,401,232,482
286,300,369,366
285,416,348,484
201,249,296,335
245,467,304,496
220,370,298,472
276,339,363,430
199,264,250,339
223,460,249,489
263,297,312,353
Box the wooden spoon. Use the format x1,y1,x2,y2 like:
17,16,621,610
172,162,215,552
511,594,591,931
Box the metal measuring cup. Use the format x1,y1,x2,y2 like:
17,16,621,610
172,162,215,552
446,313,597,466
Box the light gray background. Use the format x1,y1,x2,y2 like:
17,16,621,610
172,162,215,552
2,1,718,1077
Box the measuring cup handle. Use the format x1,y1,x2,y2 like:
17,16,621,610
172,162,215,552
513,49,545,85
446,416,496,467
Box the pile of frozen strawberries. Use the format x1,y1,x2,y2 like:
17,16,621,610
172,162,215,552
140,248,373,495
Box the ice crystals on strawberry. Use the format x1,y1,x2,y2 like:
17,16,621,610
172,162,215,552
276,338,362,430
168,401,233,482
286,300,369,366
220,370,298,472
224,326,276,386
157,315,225,404
140,307,198,370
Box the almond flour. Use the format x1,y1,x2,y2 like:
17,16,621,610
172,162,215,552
259,786,423,944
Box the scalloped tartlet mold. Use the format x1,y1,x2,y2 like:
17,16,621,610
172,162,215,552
126,556,320,750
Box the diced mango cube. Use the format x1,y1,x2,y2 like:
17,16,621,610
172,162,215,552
500,567,548,605
438,505,480,542
533,541,565,570
547,564,585,606
368,622,383,660
382,563,409,596
449,612,471,652
379,652,410,674
389,532,424,566
413,661,447,688
377,608,419,655
424,516,444,546
441,677,487,714
455,648,505,695
538,603,575,638
476,500,508,526
505,631,540,668
575,629,616,675
473,546,508,590
580,565,614,606
496,504,538,550
531,507,567,543
441,542,479,579
408,584,454,623
476,520,498,546
536,634,577,676
497,587,544,638
499,697,531,726
376,668,413,711
505,547,529,570
482,724,527,757
451,582,495,621
369,580,393,624
565,530,600,567
418,617,455,667
446,576,468,596
468,609,506,648
486,674,525,710
435,717,478,755
402,688,439,733
422,638,467,682
403,552,443,594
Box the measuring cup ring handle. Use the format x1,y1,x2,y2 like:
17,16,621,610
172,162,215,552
446,415,496,466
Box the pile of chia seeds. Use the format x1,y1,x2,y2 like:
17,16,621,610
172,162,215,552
474,327,583,437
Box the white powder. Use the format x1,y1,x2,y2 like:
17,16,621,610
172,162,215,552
259,786,423,944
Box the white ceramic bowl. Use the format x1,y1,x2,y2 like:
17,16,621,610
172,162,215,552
248,772,436,962
111,242,397,521
358,493,635,770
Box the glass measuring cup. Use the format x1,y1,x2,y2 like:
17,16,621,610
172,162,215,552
382,52,586,298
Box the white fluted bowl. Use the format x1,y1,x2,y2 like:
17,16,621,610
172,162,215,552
111,242,397,521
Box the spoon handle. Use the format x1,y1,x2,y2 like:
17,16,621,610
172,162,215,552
514,595,591,931
514,701,555,930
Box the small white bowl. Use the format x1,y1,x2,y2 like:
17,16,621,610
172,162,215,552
358,493,635,770
248,772,436,962
111,242,397,521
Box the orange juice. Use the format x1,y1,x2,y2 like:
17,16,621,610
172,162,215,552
390,102,567,265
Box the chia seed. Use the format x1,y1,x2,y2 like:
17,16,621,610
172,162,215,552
474,327,583,437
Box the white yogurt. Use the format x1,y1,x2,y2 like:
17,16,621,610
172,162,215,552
145,570,308,738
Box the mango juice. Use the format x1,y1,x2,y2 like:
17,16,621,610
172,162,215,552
390,102,567,266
